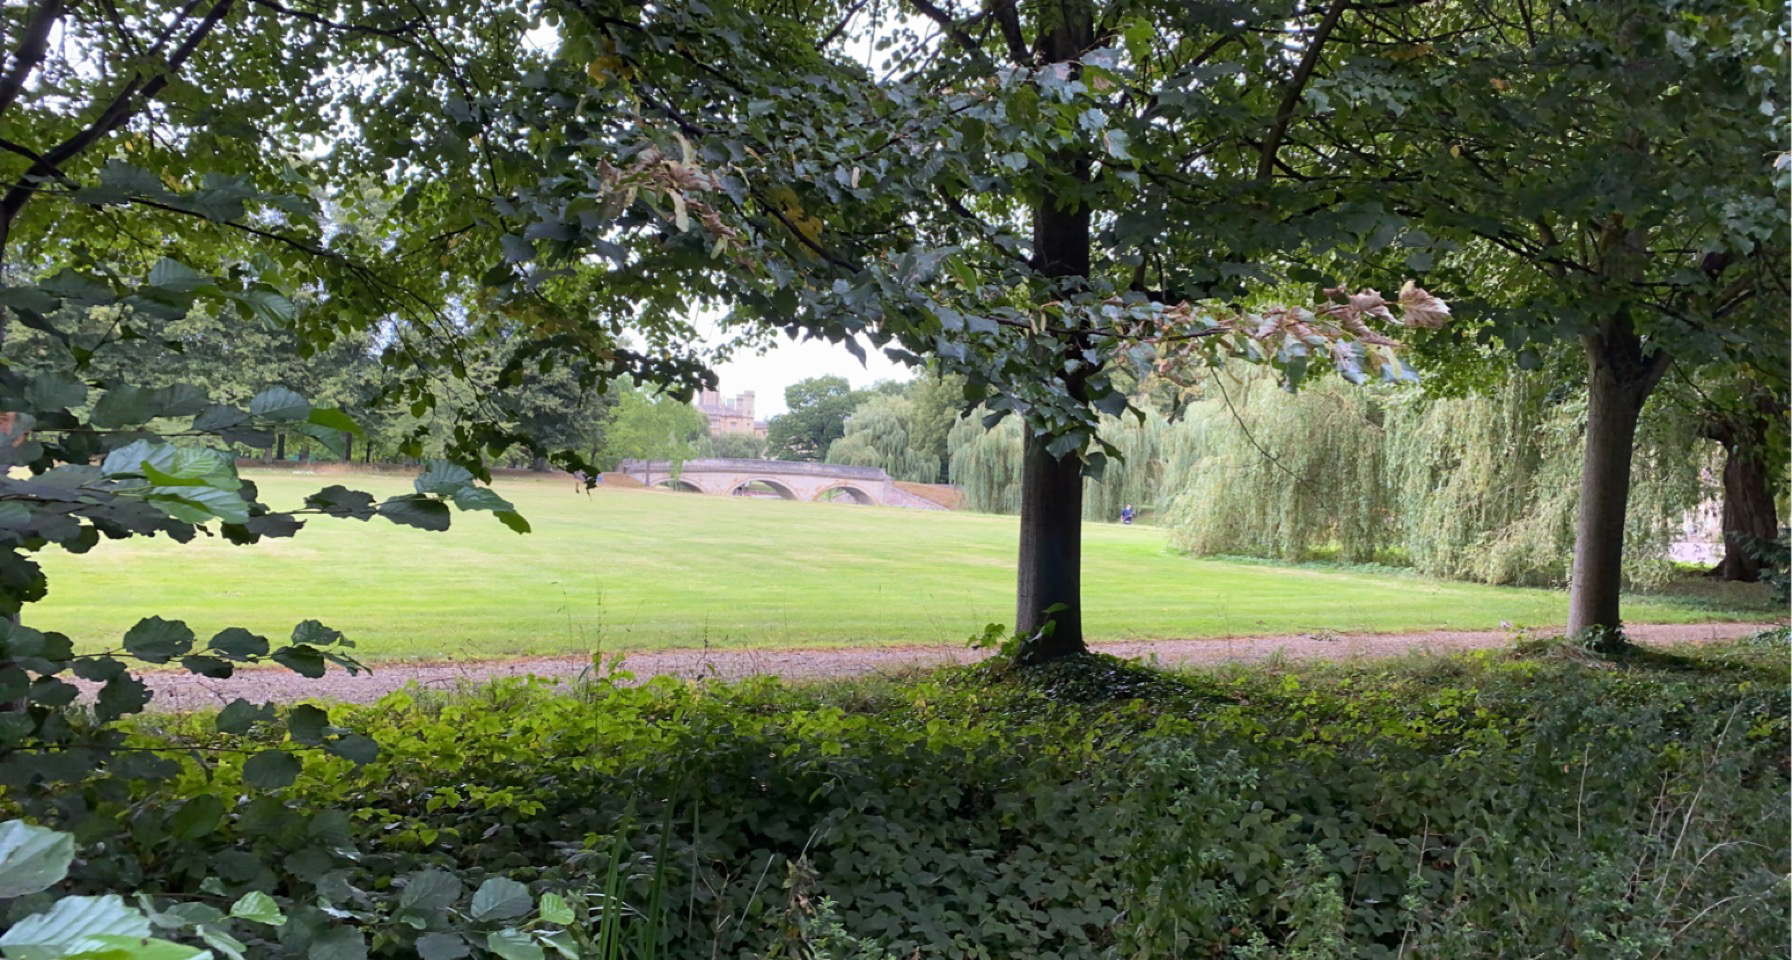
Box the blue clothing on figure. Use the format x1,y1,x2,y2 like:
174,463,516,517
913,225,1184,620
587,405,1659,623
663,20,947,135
1120,504,1135,525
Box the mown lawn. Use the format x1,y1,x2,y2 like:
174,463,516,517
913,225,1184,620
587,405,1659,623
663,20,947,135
29,470,1767,660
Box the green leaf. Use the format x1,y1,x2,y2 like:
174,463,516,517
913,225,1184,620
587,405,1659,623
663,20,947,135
469,877,533,921
272,645,328,678
209,628,270,660
138,446,239,491
377,496,451,532
229,891,287,927
215,698,274,734
192,404,250,432
495,511,531,534
94,673,151,722
286,704,329,744
144,486,251,525
486,930,545,960
60,934,210,960
90,387,159,429
121,617,195,664
536,892,575,926
305,407,362,435
304,486,376,520
180,655,234,679
0,821,75,898
450,486,512,513
415,933,471,960
322,734,379,766
249,386,311,422
1103,130,1132,161
242,750,302,789
170,794,225,840
0,895,150,953
413,461,475,495
199,924,250,960
228,287,296,325
147,258,211,293
307,925,368,960
290,621,346,647
25,373,87,412
398,871,462,912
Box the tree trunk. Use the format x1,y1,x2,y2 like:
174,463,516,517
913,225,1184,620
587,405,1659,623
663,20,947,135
1703,407,1780,581
343,432,353,463
1012,2,1094,664
275,431,286,461
1015,433,1086,661
363,442,372,465
1567,322,1670,645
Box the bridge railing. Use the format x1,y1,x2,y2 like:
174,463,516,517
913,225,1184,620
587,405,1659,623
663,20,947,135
616,458,891,483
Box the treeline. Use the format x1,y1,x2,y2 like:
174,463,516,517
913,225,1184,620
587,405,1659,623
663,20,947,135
940,362,1783,589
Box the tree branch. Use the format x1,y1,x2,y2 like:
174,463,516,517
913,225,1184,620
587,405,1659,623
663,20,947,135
817,0,870,50
1256,0,1350,180
0,0,237,255
905,0,998,70
989,0,1030,63
244,0,425,39
0,0,65,118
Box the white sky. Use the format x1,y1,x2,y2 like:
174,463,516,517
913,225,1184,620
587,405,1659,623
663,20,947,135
698,324,913,419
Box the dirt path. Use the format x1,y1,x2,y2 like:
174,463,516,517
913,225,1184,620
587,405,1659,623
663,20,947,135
127,621,1779,711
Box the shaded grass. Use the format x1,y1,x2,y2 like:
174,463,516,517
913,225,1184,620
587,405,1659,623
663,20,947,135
29,470,1770,660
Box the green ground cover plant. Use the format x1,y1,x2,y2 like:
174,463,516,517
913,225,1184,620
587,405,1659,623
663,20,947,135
10,634,1785,959
27,473,1767,660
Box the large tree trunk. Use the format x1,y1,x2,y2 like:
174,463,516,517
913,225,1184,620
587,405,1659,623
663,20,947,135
1015,433,1086,661
1012,3,1094,664
1567,321,1670,645
274,431,286,461
1703,406,1780,582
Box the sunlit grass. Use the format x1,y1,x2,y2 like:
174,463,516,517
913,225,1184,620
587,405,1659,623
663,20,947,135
29,470,1767,661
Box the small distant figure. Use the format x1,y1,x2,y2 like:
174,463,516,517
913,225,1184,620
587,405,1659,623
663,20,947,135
1121,504,1135,525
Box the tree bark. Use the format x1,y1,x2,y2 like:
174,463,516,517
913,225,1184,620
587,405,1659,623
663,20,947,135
1567,321,1670,645
1702,406,1780,581
1015,432,1086,661
275,432,286,461
343,432,353,464
1011,1,1094,664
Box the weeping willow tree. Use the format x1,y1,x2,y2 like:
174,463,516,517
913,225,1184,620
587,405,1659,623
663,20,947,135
950,362,1711,587
948,413,1025,514
825,395,939,483
1385,376,1708,587
1163,373,1394,563
948,408,1176,519
1385,377,1581,584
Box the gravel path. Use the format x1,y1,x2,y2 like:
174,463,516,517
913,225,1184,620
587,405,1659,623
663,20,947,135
131,621,1778,710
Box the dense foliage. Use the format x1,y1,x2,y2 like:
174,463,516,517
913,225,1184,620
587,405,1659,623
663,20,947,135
8,639,1787,959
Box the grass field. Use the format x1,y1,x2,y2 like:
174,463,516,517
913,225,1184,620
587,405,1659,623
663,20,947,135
28,470,1771,661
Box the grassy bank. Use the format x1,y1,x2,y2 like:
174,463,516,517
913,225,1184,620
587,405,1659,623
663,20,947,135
29,470,1772,659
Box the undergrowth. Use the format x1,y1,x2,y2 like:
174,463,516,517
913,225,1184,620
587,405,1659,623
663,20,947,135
20,639,1791,959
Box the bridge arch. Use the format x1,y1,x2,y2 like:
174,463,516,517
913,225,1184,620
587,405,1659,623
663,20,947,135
732,478,799,500
654,478,702,493
814,484,875,505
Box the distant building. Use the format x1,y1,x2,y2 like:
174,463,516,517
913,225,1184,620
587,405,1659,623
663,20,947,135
696,389,768,437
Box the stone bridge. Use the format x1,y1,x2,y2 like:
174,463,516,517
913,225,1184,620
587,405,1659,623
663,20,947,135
614,458,943,509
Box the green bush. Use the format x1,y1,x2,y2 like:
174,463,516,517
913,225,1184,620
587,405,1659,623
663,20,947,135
14,644,1788,959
